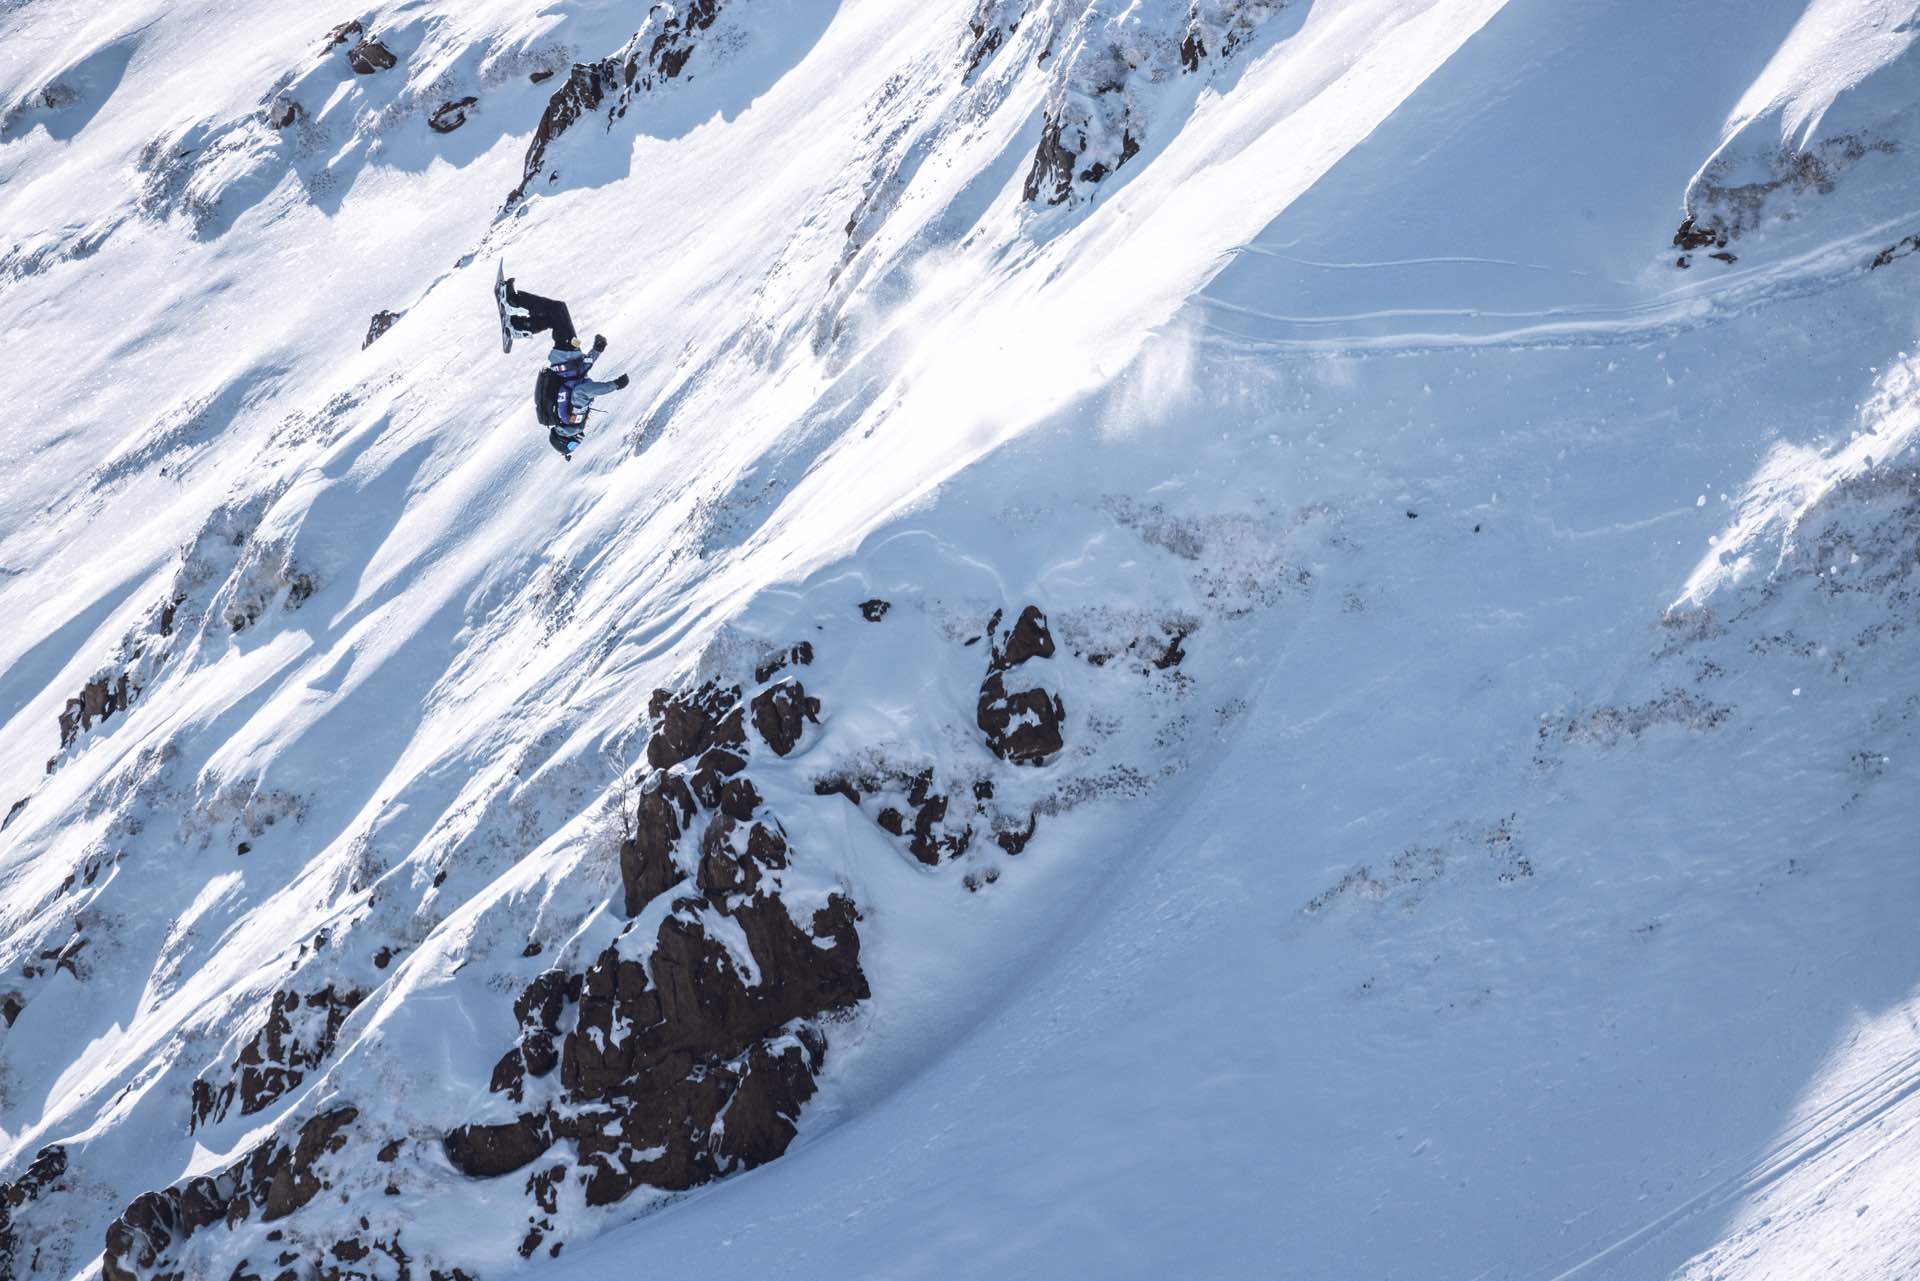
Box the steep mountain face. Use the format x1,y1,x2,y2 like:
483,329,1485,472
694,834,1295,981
2,0,1919,1277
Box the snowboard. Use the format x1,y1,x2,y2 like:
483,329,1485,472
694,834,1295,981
493,259,515,354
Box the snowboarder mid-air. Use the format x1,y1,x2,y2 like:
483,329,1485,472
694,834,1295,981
495,267,630,460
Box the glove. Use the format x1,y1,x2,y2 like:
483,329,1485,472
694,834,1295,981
591,333,608,354
613,373,630,389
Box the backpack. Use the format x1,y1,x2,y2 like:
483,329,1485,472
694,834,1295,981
533,368,568,428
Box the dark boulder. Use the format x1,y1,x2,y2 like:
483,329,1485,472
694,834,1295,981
977,673,1065,765
978,605,1065,765
993,605,1055,671
428,97,478,133
444,1112,553,1179
750,680,820,756
346,36,397,75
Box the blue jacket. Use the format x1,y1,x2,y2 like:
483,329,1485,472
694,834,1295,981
549,346,621,428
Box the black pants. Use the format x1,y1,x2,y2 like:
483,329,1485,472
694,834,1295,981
508,286,577,349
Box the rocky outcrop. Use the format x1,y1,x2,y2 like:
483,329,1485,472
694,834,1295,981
345,36,397,76
508,1,728,205
190,985,365,1131
446,670,868,1250
646,680,746,768
817,763,975,865
428,96,478,134
361,308,401,348
510,63,613,205
754,640,813,683
1180,0,1284,70
977,606,1066,765
1024,0,1281,206
1673,132,1897,267
57,673,131,749
751,681,820,757
103,1106,357,1281
621,770,695,914
964,0,1028,78
1,1145,69,1281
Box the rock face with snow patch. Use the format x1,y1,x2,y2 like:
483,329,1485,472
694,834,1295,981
1023,0,1283,205
444,675,867,1256
0,1146,69,1281
189,985,366,1130
102,1106,358,1281
509,1,729,205
977,605,1066,764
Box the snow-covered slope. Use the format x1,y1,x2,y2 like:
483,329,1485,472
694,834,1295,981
1,0,1918,1277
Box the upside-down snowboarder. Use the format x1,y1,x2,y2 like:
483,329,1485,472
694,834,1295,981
494,264,630,460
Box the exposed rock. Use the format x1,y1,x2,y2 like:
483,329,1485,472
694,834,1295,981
996,813,1039,855
977,673,1065,764
697,816,787,899
346,36,397,75
444,1112,554,1179
488,968,576,1104
1871,233,1920,270
266,98,302,130
510,62,615,206
1153,628,1189,670
621,771,694,914
994,605,1056,671
323,20,363,49
510,1,726,205
689,746,748,809
751,680,820,756
1024,1,1279,206
978,606,1066,765
361,309,401,349
1673,214,1728,253
1,1145,70,1280
58,672,131,748
859,598,891,621
191,986,364,1131
1675,133,1898,266
428,97,478,134
450,671,867,1218
646,682,746,768
104,1107,358,1280
754,640,814,682
964,0,1025,77
1,799,24,832
814,763,973,864
1024,115,1137,204
1181,0,1285,71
